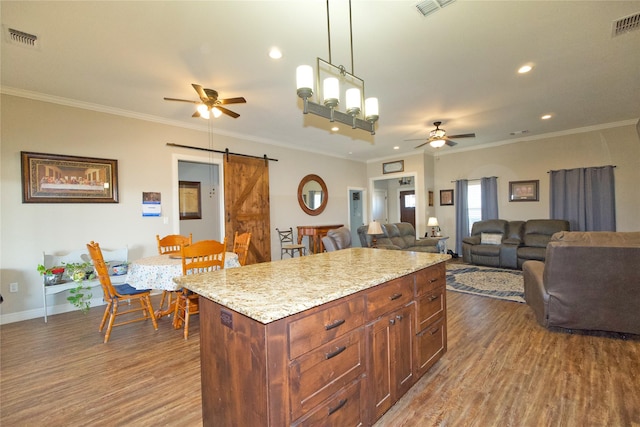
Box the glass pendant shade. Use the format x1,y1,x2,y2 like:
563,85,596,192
365,97,379,120
323,78,340,106
212,107,222,118
197,104,210,119
346,88,361,114
430,139,446,148
296,65,314,91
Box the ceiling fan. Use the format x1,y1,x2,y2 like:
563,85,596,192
409,121,476,149
164,83,246,119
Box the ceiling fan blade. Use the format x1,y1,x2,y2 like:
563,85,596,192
216,106,240,119
445,140,458,147
219,97,246,105
404,138,428,142
192,84,208,102
164,97,200,104
203,88,219,100
414,141,430,149
192,110,201,118
447,133,476,139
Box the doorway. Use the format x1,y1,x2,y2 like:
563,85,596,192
400,190,416,228
348,188,366,247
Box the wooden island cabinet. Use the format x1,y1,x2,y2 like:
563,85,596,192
175,248,449,426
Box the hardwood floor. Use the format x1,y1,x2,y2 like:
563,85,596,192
1,292,638,426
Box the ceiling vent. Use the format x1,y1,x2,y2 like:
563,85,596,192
4,27,39,48
612,12,640,37
416,0,456,18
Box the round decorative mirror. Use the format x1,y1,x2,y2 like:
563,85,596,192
297,174,328,216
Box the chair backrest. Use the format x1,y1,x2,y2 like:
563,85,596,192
181,239,227,275
157,233,192,255
325,226,352,250
86,241,117,300
276,228,295,245
233,232,252,266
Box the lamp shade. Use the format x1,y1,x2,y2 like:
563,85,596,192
430,139,446,148
296,65,314,90
323,78,340,104
197,104,210,119
367,220,383,235
427,217,439,227
346,88,361,112
365,97,379,120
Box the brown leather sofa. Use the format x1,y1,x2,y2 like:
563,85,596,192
523,231,640,335
462,219,570,269
357,222,440,252
321,226,352,251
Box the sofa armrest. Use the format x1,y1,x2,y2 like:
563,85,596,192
462,236,481,245
414,238,439,247
523,260,548,326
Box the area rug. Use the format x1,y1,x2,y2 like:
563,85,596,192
446,263,525,303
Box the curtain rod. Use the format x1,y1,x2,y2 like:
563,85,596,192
451,176,498,183
547,165,616,173
166,143,278,162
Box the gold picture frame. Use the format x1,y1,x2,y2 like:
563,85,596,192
21,151,118,203
179,181,202,220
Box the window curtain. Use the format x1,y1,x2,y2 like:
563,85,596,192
549,165,616,231
454,179,469,255
480,176,499,219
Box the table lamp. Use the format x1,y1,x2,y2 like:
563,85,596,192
367,220,383,248
427,217,440,237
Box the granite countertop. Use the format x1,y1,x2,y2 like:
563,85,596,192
173,247,450,324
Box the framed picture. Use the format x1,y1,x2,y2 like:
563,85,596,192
428,191,434,207
382,160,404,174
179,181,202,220
21,151,118,203
509,180,539,202
440,189,454,206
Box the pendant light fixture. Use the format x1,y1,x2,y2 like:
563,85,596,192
296,0,379,135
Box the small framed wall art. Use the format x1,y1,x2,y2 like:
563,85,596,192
440,189,454,206
382,160,404,174
179,181,202,219
509,180,539,202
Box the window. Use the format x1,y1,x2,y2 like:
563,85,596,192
467,180,481,233
403,193,416,208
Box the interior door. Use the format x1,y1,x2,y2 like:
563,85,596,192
400,190,416,228
223,154,271,264
349,189,364,246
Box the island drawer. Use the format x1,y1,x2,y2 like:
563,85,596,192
288,297,365,360
415,317,446,377
291,378,364,427
415,263,446,296
289,328,365,421
416,286,446,331
366,275,413,320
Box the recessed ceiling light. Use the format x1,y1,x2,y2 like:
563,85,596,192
518,64,533,74
541,114,552,120
393,146,400,150
331,126,339,132
268,47,282,59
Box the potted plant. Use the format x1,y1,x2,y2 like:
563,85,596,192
37,264,66,285
63,262,94,314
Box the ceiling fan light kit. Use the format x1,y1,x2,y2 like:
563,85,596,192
409,121,476,149
296,0,379,135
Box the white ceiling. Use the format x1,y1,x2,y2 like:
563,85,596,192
2,1,639,162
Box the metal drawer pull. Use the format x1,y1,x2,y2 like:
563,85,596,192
325,319,346,331
328,398,347,416
325,345,347,359
389,293,403,301
428,294,439,302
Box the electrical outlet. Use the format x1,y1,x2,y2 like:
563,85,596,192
9,282,18,293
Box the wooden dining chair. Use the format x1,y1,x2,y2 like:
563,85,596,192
232,231,252,266
173,238,226,339
156,233,192,316
87,241,158,343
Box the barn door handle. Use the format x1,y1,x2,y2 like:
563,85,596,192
227,212,230,222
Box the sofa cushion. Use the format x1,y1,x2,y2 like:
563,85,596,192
481,233,503,245
326,226,351,250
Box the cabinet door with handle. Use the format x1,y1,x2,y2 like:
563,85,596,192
367,302,415,423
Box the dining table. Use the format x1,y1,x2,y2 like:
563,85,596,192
126,252,240,318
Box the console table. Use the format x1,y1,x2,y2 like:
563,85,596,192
175,248,449,426
297,224,343,254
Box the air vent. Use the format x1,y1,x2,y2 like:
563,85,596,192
416,0,456,17
5,27,39,48
612,12,640,37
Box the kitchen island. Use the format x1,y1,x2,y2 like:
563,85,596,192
175,248,449,426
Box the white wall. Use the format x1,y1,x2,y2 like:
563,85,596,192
0,95,367,322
